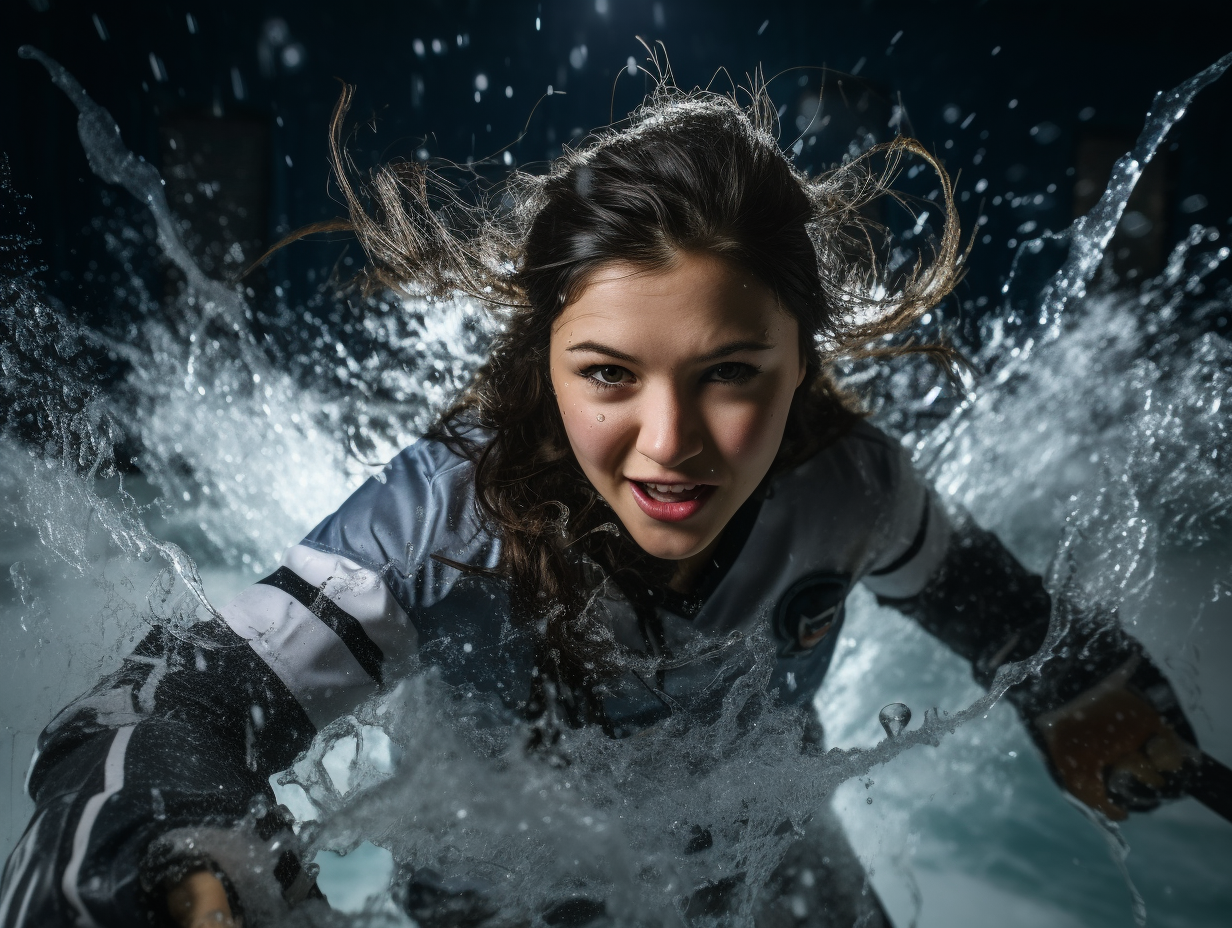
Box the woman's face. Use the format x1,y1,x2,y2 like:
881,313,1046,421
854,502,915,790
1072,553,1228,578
549,251,806,563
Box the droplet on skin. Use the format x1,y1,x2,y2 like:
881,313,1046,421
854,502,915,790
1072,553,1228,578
879,702,911,738
596,414,604,422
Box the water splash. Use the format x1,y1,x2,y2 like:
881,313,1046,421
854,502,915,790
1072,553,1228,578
1072,800,1148,928
1,46,1230,927
984,50,1229,382
917,51,1232,505
894,53,1232,928
17,45,250,338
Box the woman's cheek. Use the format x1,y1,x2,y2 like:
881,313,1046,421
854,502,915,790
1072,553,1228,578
560,400,626,477
711,399,782,465
742,372,800,462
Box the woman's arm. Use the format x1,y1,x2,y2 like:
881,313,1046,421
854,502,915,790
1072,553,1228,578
0,439,486,926
872,514,1199,819
0,616,320,927
1,549,421,926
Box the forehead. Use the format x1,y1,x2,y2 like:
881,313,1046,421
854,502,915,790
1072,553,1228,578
553,253,787,343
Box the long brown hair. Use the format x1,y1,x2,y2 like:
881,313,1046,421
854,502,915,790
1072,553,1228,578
317,69,965,715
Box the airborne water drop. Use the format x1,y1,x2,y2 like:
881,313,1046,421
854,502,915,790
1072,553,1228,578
879,702,911,738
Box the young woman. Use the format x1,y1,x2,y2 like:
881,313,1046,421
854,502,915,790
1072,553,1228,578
1,79,1200,928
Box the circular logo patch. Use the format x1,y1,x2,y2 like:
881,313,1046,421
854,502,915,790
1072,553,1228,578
773,574,849,657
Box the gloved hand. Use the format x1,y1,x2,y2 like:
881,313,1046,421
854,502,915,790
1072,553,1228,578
165,870,238,928
1035,677,1200,820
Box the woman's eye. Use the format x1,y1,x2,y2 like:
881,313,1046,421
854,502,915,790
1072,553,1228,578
706,362,758,384
586,365,632,387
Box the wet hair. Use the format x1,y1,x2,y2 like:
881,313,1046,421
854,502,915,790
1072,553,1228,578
320,68,964,717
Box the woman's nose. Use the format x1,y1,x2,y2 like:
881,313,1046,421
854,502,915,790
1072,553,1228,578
635,383,704,469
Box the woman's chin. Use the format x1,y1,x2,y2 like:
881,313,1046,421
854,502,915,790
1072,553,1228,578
624,523,717,562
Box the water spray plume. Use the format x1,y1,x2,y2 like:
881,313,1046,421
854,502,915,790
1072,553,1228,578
3,43,1231,927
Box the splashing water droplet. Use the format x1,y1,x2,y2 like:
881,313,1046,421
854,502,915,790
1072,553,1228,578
879,702,911,738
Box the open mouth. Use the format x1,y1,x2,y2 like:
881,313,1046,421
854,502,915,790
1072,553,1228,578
628,480,716,522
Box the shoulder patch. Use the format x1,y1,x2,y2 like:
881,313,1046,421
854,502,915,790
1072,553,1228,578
773,573,850,657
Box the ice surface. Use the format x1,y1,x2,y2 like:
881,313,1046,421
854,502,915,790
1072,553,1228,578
2,47,1232,927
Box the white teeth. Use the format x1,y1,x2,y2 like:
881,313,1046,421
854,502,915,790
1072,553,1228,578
643,482,699,494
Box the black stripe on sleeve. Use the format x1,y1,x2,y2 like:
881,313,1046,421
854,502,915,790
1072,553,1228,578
258,567,386,684
868,496,930,578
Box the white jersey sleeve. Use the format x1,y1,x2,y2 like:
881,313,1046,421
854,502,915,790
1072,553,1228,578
219,437,498,727
857,436,951,601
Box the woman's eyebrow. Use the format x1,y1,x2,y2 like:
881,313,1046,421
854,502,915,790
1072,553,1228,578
566,339,774,363
566,341,639,363
697,339,774,361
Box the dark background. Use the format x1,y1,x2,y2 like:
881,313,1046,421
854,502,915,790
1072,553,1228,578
3,0,1232,335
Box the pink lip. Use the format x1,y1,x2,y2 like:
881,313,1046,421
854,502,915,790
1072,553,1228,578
628,481,716,523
